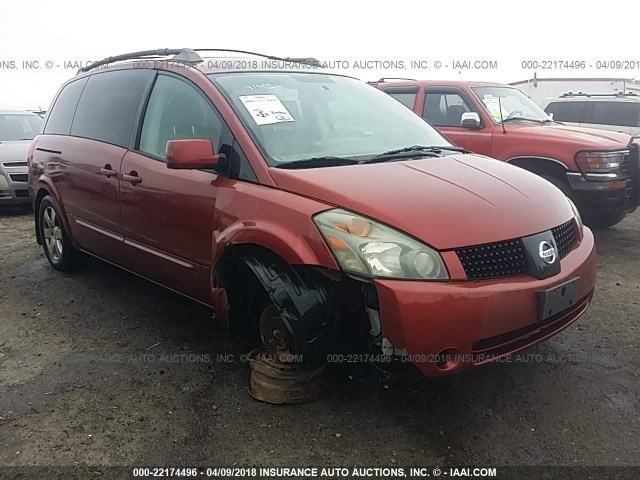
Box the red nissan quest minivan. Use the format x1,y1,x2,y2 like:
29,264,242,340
28,49,596,376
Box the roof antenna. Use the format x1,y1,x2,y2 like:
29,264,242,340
498,96,506,134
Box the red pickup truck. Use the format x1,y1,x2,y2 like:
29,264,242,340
374,80,640,229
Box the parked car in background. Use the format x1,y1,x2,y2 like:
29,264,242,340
543,93,640,136
0,110,43,206
28,109,47,119
374,80,640,229
29,49,595,378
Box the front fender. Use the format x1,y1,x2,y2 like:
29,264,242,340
213,220,339,270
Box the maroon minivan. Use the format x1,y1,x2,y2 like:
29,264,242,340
28,49,596,377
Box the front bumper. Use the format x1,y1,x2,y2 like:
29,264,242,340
567,172,637,213
374,227,596,377
0,163,29,205
567,143,640,214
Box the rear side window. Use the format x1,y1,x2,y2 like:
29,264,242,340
44,78,87,135
545,101,586,123
384,87,419,110
588,101,640,127
71,70,153,148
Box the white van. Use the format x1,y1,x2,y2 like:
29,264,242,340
543,93,640,136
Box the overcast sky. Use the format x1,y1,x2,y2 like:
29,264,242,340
1,0,639,109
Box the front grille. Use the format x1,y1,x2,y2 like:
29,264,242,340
456,239,526,280
619,151,631,178
456,220,579,280
1,161,28,167
551,220,578,259
15,190,29,198
9,173,28,182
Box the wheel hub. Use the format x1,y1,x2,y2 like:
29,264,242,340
259,305,296,363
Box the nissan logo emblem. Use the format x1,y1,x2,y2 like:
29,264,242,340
539,240,556,265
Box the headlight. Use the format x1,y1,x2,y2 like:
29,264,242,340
575,150,628,180
313,209,449,280
567,197,583,232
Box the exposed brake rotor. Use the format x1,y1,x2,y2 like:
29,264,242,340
259,304,297,363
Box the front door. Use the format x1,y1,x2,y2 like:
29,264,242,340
120,73,230,304
422,87,493,156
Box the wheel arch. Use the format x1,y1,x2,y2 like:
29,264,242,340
212,241,343,360
33,180,76,248
506,156,569,181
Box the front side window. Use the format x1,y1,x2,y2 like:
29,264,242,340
0,114,43,141
423,92,472,127
139,75,224,159
211,73,452,165
589,101,640,127
472,86,551,123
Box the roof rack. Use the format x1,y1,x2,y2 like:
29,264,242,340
368,77,418,84
193,49,322,67
77,48,323,74
77,48,202,73
559,91,638,98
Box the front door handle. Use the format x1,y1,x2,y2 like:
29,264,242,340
122,171,142,185
100,165,117,178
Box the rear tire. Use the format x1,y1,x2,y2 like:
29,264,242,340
38,195,77,271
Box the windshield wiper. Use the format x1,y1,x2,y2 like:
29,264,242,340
502,116,545,124
274,156,360,169
362,145,468,164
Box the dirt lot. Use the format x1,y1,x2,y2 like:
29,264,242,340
0,207,638,470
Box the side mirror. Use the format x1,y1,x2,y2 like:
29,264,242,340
548,112,554,120
166,139,222,170
461,112,481,128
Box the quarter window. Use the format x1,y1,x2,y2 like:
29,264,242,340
139,75,224,160
588,101,640,128
44,78,87,135
423,92,472,127
71,70,153,147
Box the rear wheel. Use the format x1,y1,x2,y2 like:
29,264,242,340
38,196,77,271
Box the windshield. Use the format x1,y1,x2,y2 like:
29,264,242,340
0,114,43,141
471,87,551,123
211,73,453,165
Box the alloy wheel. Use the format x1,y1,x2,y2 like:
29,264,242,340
42,206,64,262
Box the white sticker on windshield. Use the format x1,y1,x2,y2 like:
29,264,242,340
238,94,295,125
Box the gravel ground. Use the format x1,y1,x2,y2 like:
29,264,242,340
0,207,638,470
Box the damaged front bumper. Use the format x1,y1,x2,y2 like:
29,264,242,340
372,228,596,377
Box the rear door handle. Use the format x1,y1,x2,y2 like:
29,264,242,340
100,165,117,178
122,171,142,185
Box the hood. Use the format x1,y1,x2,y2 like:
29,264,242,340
0,141,30,163
503,123,630,148
269,154,574,250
